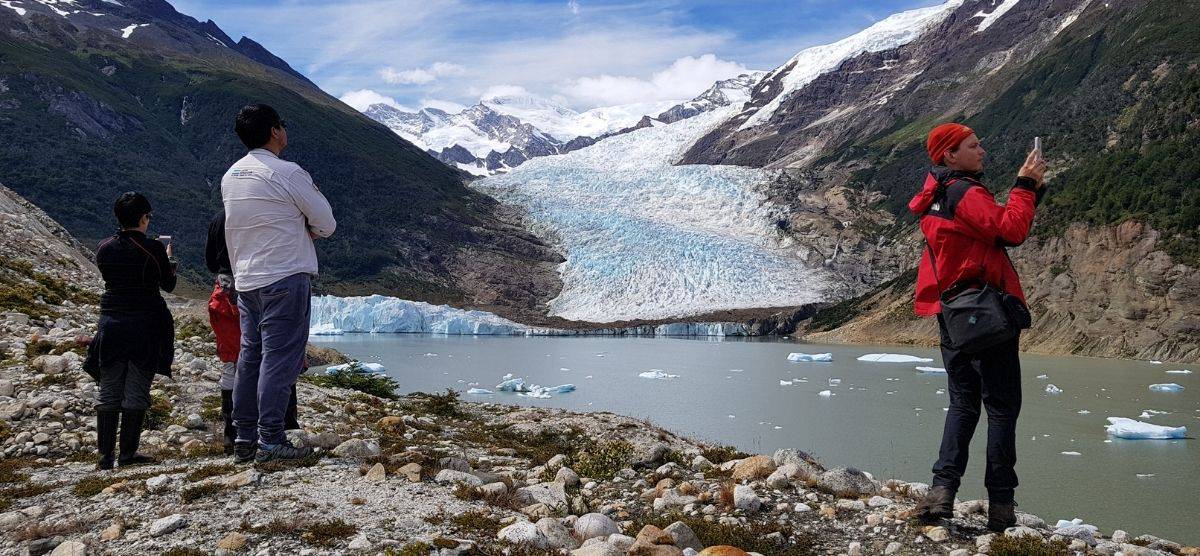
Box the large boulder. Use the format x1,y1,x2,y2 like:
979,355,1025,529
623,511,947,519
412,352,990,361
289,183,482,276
537,517,579,550
664,521,703,552
733,485,760,512
574,513,620,541
331,438,380,458
497,520,548,549
773,448,823,479
818,467,878,497
730,455,776,482
517,482,568,509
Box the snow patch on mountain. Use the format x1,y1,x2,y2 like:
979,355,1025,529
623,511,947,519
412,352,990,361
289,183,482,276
974,0,1021,33
739,0,962,130
484,94,678,142
120,23,148,39
1,1,26,16
472,107,827,322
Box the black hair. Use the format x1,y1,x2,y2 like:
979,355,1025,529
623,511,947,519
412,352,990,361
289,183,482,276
114,192,152,229
234,103,283,149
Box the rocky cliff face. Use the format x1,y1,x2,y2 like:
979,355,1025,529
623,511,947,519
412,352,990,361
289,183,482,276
806,221,1200,363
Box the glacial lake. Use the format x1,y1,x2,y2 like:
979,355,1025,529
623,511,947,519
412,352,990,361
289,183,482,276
311,334,1199,543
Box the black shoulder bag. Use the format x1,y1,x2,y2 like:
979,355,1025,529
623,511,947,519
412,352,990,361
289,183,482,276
925,183,1032,353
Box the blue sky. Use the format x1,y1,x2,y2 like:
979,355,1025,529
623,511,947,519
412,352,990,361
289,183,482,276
170,0,949,112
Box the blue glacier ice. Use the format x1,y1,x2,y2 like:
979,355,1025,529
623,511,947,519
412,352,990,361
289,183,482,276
466,388,494,395
325,361,386,374
788,352,833,362
858,353,934,363
310,295,529,335
471,108,828,322
1105,417,1187,440
1148,383,1185,392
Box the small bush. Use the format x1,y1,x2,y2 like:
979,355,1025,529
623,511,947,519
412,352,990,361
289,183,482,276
388,542,432,556
199,393,223,422
24,339,56,359
161,547,208,556
700,445,749,464
175,317,212,340
185,464,236,483
301,518,357,546
412,388,461,417
254,453,322,474
638,513,815,555
145,391,173,431
449,510,502,536
1,482,54,510
574,440,633,480
305,362,398,399
181,483,225,503
989,535,1070,556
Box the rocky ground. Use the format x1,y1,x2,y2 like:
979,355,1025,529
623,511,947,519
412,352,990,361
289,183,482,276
2,301,1198,556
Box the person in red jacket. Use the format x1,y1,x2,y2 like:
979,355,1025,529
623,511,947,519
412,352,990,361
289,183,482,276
910,123,1045,532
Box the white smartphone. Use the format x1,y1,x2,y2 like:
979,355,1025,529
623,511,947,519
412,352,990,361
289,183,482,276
1033,137,1043,159
157,235,172,247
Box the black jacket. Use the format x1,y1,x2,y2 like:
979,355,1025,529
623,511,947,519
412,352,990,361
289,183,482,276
205,210,232,275
84,230,177,379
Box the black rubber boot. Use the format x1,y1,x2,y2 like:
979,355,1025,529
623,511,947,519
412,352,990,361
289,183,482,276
95,409,120,470
117,409,156,467
284,384,300,431
220,389,236,455
987,500,1018,532
915,485,956,524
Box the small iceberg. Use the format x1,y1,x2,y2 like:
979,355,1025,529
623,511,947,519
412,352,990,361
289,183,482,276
309,323,344,336
326,362,386,374
828,378,842,385
639,370,679,380
519,384,576,399
1036,374,1049,379
1166,369,1192,374
1077,410,1091,415
1149,383,1185,392
779,380,793,386
858,353,933,363
817,390,833,397
466,388,494,395
1053,518,1098,533
915,366,946,374
1045,384,1063,394
496,377,527,392
787,352,832,362
1105,417,1187,440
1061,451,1082,456
1149,360,1163,365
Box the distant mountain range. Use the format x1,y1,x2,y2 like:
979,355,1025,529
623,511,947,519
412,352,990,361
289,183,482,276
0,0,563,323
360,73,764,175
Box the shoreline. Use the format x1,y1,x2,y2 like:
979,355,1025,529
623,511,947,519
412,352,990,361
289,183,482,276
2,304,1196,555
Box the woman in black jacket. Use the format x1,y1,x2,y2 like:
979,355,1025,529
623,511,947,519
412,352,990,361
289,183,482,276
83,192,176,469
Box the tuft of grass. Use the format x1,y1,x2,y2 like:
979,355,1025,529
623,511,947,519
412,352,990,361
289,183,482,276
638,513,815,556
145,391,174,431
448,510,502,537
175,317,213,340
304,362,398,399
161,547,208,556
0,421,13,444
574,440,633,480
300,518,357,546
0,458,34,484
180,482,225,503
387,542,433,556
410,388,461,417
1,482,54,510
989,535,1070,556
199,393,223,422
254,453,322,474
184,464,235,483
700,445,750,465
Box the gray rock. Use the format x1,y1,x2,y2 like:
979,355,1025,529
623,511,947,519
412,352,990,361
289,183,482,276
1132,535,1182,553
555,466,580,487
24,537,61,556
517,482,568,509
690,455,712,471
185,413,205,429
438,456,470,472
149,514,187,536
664,521,702,551
434,469,483,487
633,442,669,468
1054,524,1097,546
49,540,87,556
773,448,823,479
867,495,892,507
347,534,372,551
1004,526,1043,540
571,543,623,556
1111,530,1128,544
575,513,619,542
818,467,878,497
497,520,547,549
479,482,508,497
884,541,902,555
332,438,380,458
536,517,579,550
1016,512,1045,528
145,474,174,493
0,379,13,397
733,484,760,512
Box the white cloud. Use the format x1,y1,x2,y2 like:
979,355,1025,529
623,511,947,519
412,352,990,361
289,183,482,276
480,84,531,101
380,62,466,85
561,54,750,106
419,98,468,113
567,0,580,16
339,89,411,111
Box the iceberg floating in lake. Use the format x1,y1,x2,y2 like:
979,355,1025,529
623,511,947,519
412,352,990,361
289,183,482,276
466,388,494,395
496,377,528,392
1061,451,1081,456
1045,384,1063,394
1105,417,1187,440
1149,383,1184,392
495,376,574,398
858,353,933,363
817,390,833,397
326,362,386,374
787,352,833,362
779,380,793,386
1036,374,1049,379
915,366,946,374
639,370,679,380
828,378,842,385
1166,369,1192,374
308,323,344,336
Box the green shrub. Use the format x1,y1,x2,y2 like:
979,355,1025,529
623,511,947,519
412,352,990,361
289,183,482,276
989,534,1070,556
304,361,398,399
637,513,815,556
301,518,357,546
574,440,633,480
411,388,460,417
180,482,224,503
144,391,173,430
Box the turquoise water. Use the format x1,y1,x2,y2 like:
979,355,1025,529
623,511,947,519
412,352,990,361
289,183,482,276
312,334,1199,543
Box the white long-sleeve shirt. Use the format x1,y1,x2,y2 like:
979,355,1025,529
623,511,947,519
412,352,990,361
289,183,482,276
220,148,336,292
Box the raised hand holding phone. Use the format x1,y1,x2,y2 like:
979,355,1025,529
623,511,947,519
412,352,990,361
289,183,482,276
1019,141,1047,188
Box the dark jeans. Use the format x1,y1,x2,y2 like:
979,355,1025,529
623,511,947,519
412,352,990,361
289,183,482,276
931,314,1022,503
233,273,310,446
95,360,154,411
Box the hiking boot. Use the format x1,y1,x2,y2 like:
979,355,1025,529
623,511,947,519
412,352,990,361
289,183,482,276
987,500,1018,532
914,485,956,524
118,454,157,467
254,441,313,463
95,409,119,470
220,389,236,455
117,409,155,467
233,441,258,464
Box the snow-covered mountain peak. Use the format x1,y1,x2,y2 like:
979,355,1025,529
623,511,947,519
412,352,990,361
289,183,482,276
739,0,963,130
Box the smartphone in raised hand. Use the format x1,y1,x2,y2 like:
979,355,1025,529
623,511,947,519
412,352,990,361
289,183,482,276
1033,137,1043,161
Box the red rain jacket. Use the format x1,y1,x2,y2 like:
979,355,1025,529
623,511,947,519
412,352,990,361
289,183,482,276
207,280,241,363
908,167,1043,316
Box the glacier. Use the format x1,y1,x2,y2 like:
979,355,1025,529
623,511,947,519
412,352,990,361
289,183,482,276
472,107,827,322
1105,417,1187,440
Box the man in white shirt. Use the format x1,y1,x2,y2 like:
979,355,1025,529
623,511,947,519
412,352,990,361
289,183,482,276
221,104,335,463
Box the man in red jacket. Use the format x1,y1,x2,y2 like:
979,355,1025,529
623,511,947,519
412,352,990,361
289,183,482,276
910,123,1045,532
